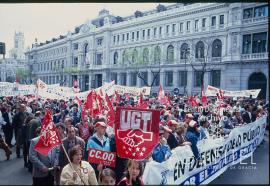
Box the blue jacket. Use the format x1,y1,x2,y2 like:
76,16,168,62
152,143,172,163
87,133,111,152
185,127,200,159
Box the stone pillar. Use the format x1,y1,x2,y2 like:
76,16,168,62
173,70,178,88
126,70,131,86
160,69,165,87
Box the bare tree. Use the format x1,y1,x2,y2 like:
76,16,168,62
186,37,222,96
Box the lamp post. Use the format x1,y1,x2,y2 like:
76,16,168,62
182,47,190,96
60,60,64,86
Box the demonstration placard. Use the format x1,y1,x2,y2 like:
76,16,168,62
143,116,267,185
88,148,116,167
114,107,160,160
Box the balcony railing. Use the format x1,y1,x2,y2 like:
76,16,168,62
241,52,268,60
243,16,268,24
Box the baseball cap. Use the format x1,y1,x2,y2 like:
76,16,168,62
189,120,199,128
95,121,107,128
167,120,178,126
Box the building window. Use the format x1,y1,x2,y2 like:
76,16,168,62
254,5,268,17
195,41,205,58
96,54,103,65
180,43,190,59
154,28,157,37
178,71,187,87
195,20,199,30
167,45,174,63
242,34,251,54
120,73,127,85
73,57,78,66
210,70,221,87
152,71,160,86
142,30,145,38
154,46,161,63
122,50,128,64
211,16,216,26
117,35,120,42
140,72,148,86
219,15,224,25
180,23,183,32
132,32,135,40
159,27,162,35
147,29,150,37
113,52,118,64
194,71,203,87
111,73,117,84
132,49,138,64
97,38,103,46
130,72,137,86
73,43,78,50
252,32,267,53
127,33,129,40
143,48,149,63
165,71,173,87
15,41,18,48
166,25,169,33
243,8,253,19
137,31,139,39
122,34,125,41
186,21,190,31
172,24,176,33
212,39,222,57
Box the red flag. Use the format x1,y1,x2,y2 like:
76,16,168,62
115,107,160,160
136,93,148,109
105,94,115,127
34,110,62,155
82,91,101,119
201,85,207,105
158,85,168,104
124,93,130,101
188,96,198,107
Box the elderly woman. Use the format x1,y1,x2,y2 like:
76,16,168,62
60,145,98,185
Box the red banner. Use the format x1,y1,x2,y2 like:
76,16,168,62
88,148,116,167
114,107,160,160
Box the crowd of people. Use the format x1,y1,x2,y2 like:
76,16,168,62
0,92,268,186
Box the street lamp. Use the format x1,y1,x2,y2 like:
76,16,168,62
182,47,190,96
60,60,64,86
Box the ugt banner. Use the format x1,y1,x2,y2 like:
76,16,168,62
114,107,160,160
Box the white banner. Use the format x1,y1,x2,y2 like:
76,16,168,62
114,84,151,96
143,117,267,185
205,85,261,98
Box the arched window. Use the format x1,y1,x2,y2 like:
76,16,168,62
132,49,138,64
212,39,222,57
180,43,190,59
47,63,49,71
84,43,89,64
143,48,149,63
113,52,118,64
154,46,161,63
122,50,128,64
195,41,204,58
167,45,174,63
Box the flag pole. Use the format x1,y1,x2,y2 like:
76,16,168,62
61,144,87,185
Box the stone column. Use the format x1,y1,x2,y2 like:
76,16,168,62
186,68,193,95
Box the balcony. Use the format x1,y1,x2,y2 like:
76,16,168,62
241,52,268,60
243,16,268,24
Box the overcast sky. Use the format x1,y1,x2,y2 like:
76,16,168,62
0,3,174,56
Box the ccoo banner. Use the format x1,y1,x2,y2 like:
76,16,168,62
143,116,267,185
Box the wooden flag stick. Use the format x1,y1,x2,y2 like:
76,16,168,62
61,144,87,185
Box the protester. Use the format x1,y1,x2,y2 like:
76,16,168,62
152,125,172,163
29,127,58,186
1,104,14,147
59,126,85,170
176,124,191,146
87,121,111,179
242,105,256,124
117,160,144,186
99,168,116,186
185,120,201,160
198,116,210,140
60,145,98,185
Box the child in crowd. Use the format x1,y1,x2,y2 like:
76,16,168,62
117,160,144,186
99,168,116,186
